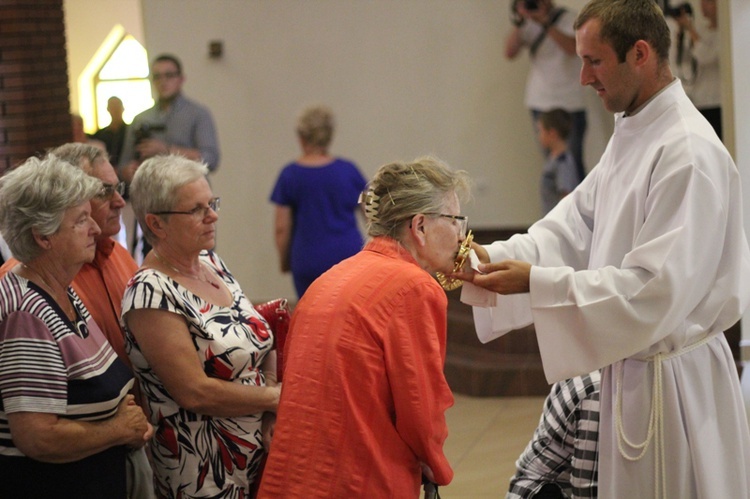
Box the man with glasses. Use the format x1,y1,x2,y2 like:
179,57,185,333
118,53,220,259
0,142,156,499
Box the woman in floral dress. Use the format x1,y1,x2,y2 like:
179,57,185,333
122,155,280,498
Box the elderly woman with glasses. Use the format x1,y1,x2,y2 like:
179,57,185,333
0,155,153,498
122,154,280,498
258,156,471,498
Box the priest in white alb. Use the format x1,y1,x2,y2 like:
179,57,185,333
457,1,750,497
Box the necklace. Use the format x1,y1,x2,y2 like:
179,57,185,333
152,249,220,289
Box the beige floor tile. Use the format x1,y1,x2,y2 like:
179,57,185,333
427,394,546,499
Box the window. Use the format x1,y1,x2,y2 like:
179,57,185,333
78,25,154,132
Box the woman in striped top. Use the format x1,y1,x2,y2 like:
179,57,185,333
0,154,153,498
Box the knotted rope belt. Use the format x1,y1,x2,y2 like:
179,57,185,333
615,332,717,499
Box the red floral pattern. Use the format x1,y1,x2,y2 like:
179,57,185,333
123,251,273,498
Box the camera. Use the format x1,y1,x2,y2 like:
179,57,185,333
510,0,540,25
133,122,166,160
134,122,166,144
664,2,693,18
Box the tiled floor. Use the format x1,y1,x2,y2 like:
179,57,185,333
422,394,547,499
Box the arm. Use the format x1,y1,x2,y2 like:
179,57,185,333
688,23,719,66
274,205,293,273
260,349,279,450
526,5,577,56
544,24,577,56
676,12,700,45
134,108,220,171
386,281,454,485
7,394,152,463
190,108,220,171
505,26,526,59
124,308,280,417
505,0,528,59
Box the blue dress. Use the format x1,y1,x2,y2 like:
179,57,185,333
270,158,366,296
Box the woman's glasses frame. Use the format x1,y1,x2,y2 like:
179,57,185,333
152,197,221,219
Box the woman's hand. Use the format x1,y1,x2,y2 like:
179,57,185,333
420,462,436,483
7,394,154,464
261,412,277,452
113,394,154,448
125,308,281,417
266,384,282,411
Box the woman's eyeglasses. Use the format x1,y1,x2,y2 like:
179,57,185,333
425,213,468,238
153,197,221,219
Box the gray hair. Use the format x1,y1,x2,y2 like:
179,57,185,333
362,156,471,239
50,142,109,173
130,154,209,244
0,154,101,262
296,105,335,149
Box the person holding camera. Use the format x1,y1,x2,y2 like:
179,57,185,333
505,0,587,181
118,54,220,184
118,54,220,260
672,0,722,139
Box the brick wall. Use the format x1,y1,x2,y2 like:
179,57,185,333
0,0,72,175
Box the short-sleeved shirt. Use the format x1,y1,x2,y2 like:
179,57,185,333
270,158,366,296
118,94,220,171
540,149,580,214
0,271,133,498
519,9,586,112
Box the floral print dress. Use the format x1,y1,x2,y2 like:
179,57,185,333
122,251,274,499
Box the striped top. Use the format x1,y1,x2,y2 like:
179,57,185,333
507,372,600,499
0,271,133,456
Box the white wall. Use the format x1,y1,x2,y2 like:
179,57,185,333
130,0,609,300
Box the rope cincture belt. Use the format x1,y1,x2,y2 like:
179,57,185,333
614,332,717,499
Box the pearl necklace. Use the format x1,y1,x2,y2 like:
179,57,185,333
152,250,220,289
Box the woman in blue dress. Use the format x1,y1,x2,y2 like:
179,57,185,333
270,105,367,297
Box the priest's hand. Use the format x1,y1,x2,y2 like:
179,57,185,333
454,259,531,295
470,242,489,263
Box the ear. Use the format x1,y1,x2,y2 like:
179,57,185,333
631,39,651,68
144,213,167,240
31,228,52,250
409,214,428,247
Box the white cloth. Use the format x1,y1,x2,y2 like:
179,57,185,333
519,8,586,111
462,80,750,497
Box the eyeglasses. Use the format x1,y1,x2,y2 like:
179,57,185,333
152,71,181,81
425,213,469,237
153,197,221,219
97,181,127,200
